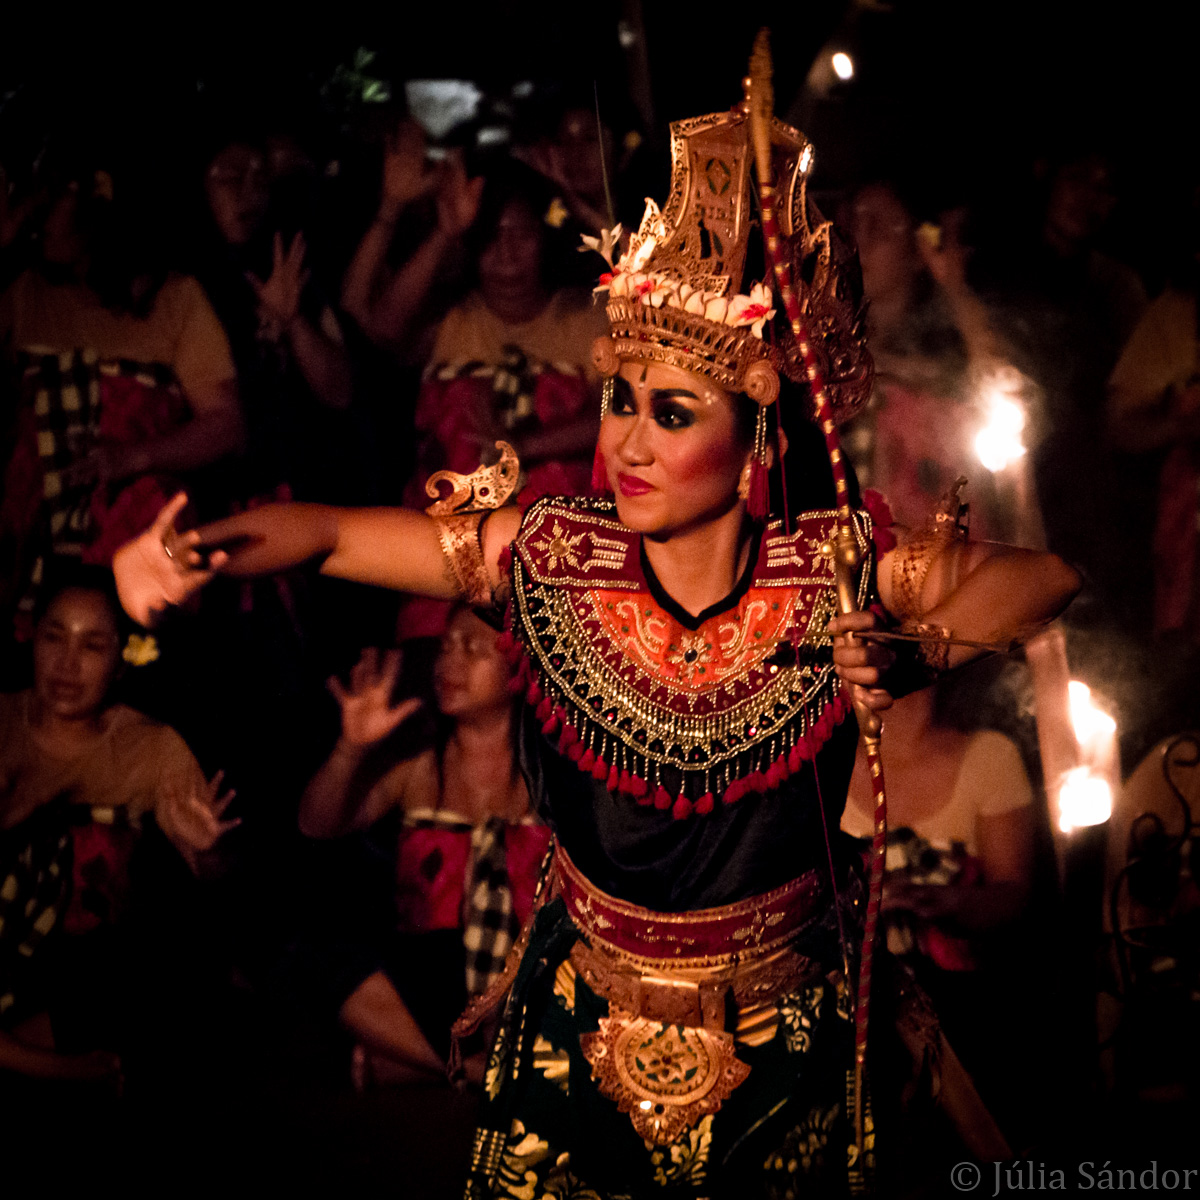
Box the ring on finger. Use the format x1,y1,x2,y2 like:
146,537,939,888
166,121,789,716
162,537,175,561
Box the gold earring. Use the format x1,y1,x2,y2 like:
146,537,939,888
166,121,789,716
592,376,615,494
737,460,753,501
745,401,771,519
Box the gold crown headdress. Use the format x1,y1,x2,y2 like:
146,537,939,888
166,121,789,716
585,90,872,426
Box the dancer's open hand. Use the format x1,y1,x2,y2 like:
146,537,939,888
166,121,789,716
112,494,227,626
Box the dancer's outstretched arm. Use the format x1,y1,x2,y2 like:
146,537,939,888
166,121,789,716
113,492,521,625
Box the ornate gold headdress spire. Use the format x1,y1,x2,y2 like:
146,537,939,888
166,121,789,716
585,74,872,426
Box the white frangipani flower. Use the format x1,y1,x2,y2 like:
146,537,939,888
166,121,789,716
727,282,777,338
578,224,625,270
704,296,729,324
646,276,673,308
668,282,708,315
614,198,666,276
626,272,672,308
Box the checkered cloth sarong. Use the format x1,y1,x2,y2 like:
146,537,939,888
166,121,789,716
463,817,521,996
0,799,73,1028
21,347,182,555
3,349,186,630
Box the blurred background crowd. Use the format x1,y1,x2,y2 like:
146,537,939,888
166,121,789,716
1,5,1197,1192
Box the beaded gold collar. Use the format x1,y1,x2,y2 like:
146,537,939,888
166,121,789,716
498,496,875,819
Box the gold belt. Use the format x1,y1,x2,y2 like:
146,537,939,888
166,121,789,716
556,843,825,1144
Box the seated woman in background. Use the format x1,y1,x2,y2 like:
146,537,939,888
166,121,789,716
408,159,606,504
300,604,550,1085
842,683,1034,964
841,679,1038,1139
0,153,244,628
391,158,607,645
1099,732,1200,1099
0,565,236,1084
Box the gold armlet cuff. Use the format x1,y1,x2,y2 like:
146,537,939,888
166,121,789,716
900,620,952,678
891,533,945,621
890,477,970,620
432,511,493,605
424,440,521,608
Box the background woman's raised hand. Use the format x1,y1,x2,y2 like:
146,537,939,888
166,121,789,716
328,647,422,748
246,231,310,341
158,769,239,869
376,121,482,238
435,155,485,240
379,120,440,222
112,493,227,626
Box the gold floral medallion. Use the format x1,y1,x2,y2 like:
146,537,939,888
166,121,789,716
580,1011,750,1144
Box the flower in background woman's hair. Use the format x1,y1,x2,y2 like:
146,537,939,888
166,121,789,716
122,633,160,667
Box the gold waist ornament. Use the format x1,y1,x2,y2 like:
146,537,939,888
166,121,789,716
558,844,825,1144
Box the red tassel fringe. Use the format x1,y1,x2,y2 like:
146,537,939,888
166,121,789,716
747,457,770,520
504,623,852,823
591,444,610,494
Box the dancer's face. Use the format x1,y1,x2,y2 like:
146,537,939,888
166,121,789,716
434,608,510,719
33,589,121,721
598,360,749,539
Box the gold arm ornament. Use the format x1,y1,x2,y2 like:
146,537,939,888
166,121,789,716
890,476,970,619
889,477,970,677
424,440,520,515
424,441,521,607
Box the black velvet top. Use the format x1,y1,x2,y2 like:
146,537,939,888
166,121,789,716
515,527,862,911
520,708,858,911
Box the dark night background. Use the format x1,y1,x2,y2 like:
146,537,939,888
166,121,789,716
2,3,1198,1193
4,2,1196,221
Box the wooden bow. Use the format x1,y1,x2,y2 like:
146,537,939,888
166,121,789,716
746,29,884,1170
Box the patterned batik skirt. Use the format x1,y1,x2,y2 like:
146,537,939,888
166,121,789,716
460,844,870,1199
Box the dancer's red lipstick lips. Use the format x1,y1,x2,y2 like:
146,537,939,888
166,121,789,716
617,473,654,497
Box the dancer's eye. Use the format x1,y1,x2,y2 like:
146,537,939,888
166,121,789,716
610,377,635,415
652,399,695,430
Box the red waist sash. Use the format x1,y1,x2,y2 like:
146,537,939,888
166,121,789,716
553,841,825,961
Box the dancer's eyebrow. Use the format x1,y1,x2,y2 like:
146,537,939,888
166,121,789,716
649,388,701,402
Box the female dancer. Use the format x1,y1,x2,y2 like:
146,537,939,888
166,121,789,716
113,88,1078,1195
